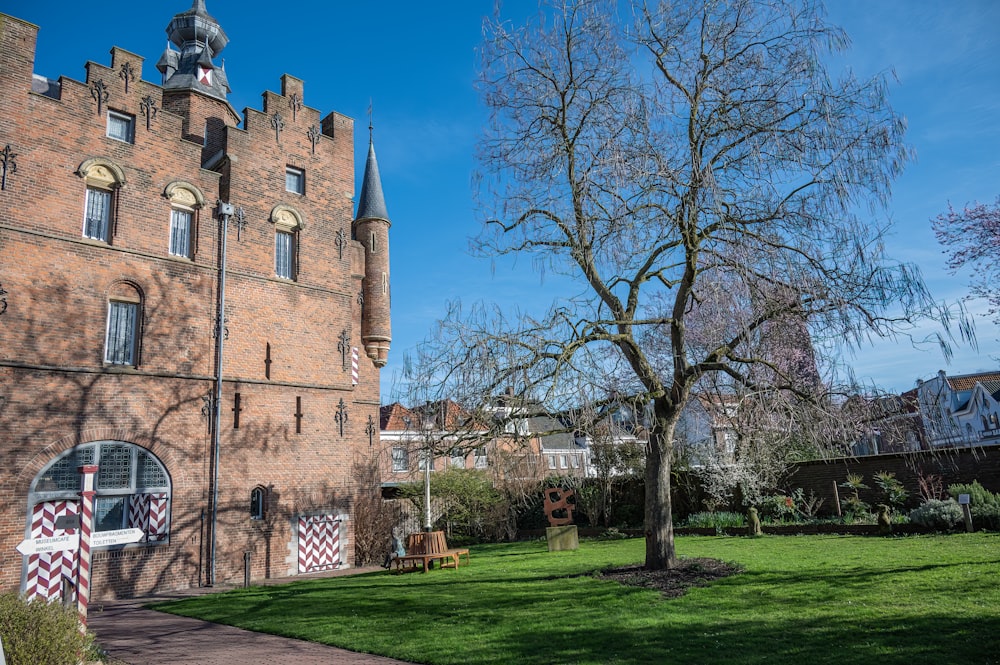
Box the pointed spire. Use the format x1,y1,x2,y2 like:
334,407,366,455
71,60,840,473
355,140,389,223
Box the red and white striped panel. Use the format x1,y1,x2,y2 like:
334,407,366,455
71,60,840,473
351,347,359,385
127,494,150,539
147,494,169,542
24,500,79,602
297,515,341,574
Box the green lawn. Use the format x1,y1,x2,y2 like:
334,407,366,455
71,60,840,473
152,534,1000,664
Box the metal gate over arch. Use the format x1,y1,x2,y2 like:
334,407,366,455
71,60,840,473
297,515,341,574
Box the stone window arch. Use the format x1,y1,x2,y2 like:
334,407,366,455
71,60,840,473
77,158,126,243
270,204,305,280
164,181,206,259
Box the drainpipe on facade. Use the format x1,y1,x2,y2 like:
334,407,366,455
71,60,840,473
210,201,234,586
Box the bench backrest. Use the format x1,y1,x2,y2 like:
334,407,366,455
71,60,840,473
406,530,449,554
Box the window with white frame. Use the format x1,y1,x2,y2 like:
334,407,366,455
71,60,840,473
29,441,171,543
275,229,295,279
169,209,193,257
474,446,488,469
417,454,435,472
559,454,568,469
105,300,139,365
451,452,465,469
270,205,303,281
391,447,409,472
547,455,557,470
84,187,113,241
285,166,304,194
106,110,135,143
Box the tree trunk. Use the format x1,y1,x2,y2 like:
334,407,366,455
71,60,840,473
644,405,678,570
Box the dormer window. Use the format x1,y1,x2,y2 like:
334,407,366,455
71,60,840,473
107,110,135,144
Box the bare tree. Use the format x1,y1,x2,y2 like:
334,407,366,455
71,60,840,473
412,0,964,570
933,197,1000,331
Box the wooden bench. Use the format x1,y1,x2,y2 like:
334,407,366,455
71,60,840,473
393,531,471,573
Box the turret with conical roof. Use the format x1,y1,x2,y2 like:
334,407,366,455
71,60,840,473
354,138,392,368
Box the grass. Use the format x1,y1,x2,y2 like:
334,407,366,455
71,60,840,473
152,533,1000,664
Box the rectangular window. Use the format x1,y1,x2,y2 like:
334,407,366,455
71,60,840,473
417,455,435,472
105,300,138,365
547,455,557,470
275,230,295,279
559,455,568,469
169,209,192,257
107,110,134,143
451,453,465,469
94,496,126,532
285,167,304,194
474,447,488,469
391,447,409,472
84,187,112,242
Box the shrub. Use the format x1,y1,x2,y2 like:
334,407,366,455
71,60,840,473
840,473,870,518
757,494,798,523
874,471,909,512
0,592,93,665
949,480,1000,530
908,499,964,530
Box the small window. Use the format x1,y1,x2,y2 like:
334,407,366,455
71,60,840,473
105,300,138,365
391,447,409,472
275,230,295,279
417,454,435,472
250,486,266,520
107,110,135,143
474,447,488,469
285,167,304,194
559,454,568,469
451,452,465,469
169,209,193,257
547,455,557,470
84,187,112,242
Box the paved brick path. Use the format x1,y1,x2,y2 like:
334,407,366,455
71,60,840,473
87,567,414,665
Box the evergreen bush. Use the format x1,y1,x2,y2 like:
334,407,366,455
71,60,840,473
949,480,1000,530
0,592,94,665
908,499,964,530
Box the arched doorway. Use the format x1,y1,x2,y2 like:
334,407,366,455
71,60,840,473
23,441,171,600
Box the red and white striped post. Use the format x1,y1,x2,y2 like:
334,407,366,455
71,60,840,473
76,465,98,630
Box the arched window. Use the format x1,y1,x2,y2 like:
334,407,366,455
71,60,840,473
270,204,304,280
29,441,171,543
164,181,206,259
104,281,143,367
77,158,126,244
250,486,266,520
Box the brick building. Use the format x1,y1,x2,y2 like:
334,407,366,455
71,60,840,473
0,1,391,600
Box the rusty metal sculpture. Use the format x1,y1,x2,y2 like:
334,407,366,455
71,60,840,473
543,487,576,527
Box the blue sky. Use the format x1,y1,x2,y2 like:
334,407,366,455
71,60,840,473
6,0,997,399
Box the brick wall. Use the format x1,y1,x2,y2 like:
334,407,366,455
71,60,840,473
783,447,1000,514
0,12,385,599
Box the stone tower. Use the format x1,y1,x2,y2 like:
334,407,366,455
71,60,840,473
354,139,392,367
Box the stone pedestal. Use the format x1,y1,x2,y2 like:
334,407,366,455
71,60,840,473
545,525,579,551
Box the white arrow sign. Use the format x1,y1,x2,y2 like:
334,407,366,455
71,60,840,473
90,528,144,548
16,533,80,556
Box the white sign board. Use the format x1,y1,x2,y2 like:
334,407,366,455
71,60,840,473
91,528,144,548
16,533,80,556
959,494,971,505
